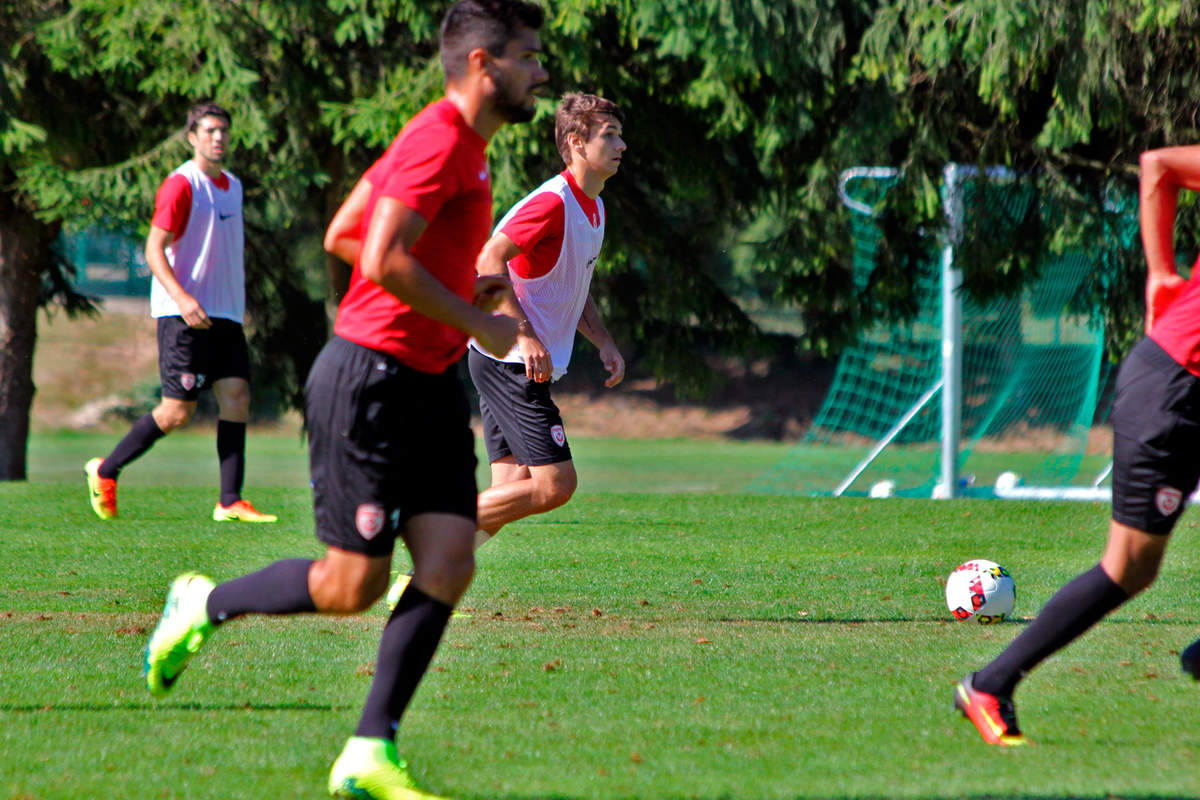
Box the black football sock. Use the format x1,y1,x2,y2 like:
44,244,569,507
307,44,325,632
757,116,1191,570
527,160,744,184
355,584,453,739
205,559,316,625
973,564,1129,697
99,413,165,479
217,419,246,507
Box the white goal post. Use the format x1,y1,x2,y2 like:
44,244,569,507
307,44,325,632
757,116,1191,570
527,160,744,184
835,163,1128,501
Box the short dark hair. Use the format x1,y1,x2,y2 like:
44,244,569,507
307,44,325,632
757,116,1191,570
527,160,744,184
555,93,623,166
440,0,545,80
186,101,231,132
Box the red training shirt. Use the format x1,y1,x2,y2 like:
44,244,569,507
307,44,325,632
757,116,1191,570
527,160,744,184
1150,265,1200,377
335,99,493,373
500,170,601,279
152,171,232,237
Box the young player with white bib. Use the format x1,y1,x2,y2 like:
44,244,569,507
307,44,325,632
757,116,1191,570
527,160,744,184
469,91,626,541
385,93,625,609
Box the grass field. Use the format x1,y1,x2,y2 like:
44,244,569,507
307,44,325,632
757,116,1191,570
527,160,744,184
4,430,1200,799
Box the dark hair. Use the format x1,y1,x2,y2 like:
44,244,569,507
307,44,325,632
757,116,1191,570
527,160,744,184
555,93,623,165
186,101,231,132
440,0,545,79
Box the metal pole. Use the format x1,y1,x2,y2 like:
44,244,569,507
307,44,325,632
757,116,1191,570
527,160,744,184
939,164,964,499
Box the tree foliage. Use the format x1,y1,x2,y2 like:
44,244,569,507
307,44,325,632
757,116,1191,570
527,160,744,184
2,0,1198,478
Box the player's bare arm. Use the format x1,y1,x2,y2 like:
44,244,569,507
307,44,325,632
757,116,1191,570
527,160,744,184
145,224,211,329
362,197,518,357
476,230,554,381
323,177,374,302
577,294,624,387
324,177,373,267
1139,147,1200,331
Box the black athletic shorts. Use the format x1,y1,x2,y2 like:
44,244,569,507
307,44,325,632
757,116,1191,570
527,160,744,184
1110,337,1200,535
305,336,478,556
468,347,572,466
157,316,251,400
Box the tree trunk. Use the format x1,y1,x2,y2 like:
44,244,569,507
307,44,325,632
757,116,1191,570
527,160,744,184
0,193,49,481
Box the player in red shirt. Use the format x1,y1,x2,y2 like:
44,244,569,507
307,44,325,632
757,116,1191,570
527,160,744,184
955,146,1200,746
142,3,547,798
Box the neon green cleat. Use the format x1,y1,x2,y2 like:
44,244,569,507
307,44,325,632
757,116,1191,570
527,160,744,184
328,737,449,800
385,573,468,619
385,573,412,613
213,499,278,523
84,457,118,520
144,573,216,697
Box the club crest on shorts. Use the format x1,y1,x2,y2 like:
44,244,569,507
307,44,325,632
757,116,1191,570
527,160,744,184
550,424,566,447
1155,486,1183,517
356,503,386,540
180,372,196,391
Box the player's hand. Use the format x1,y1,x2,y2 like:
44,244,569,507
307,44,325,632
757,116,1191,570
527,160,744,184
473,274,512,312
1146,272,1187,334
599,342,625,388
474,313,519,359
177,294,212,329
519,331,553,383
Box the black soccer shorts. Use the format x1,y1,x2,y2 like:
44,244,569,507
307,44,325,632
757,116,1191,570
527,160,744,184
304,336,478,556
468,347,572,467
1110,337,1200,535
156,316,251,400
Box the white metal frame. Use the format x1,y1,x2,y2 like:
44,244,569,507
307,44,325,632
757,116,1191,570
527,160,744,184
836,163,1118,500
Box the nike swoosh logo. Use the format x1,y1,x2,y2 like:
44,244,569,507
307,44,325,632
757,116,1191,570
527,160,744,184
218,212,237,220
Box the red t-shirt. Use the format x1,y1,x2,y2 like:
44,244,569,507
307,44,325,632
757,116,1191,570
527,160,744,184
500,170,601,279
152,170,232,237
1150,264,1200,376
334,99,492,373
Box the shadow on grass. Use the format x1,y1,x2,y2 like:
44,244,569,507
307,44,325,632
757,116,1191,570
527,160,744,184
1,701,334,712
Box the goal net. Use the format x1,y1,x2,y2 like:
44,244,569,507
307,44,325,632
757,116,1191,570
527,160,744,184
752,165,1126,498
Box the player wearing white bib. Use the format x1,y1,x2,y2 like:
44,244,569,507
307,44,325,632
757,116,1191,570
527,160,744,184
384,93,625,610
85,102,276,524
469,92,625,542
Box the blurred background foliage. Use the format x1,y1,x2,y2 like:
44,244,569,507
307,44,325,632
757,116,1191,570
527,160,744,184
3,0,1199,475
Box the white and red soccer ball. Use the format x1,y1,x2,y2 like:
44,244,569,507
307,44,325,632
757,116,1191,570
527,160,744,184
945,559,1015,624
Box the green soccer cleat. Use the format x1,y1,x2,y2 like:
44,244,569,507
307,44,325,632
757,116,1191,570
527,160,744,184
385,573,412,613
213,499,278,523
328,737,448,800
84,457,118,520
385,573,469,619
144,573,216,697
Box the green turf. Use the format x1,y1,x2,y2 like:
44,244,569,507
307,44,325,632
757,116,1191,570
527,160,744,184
4,435,1200,798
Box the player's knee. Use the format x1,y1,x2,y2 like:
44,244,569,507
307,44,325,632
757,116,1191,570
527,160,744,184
154,404,194,431
413,552,475,602
536,470,577,511
215,383,251,418
309,561,387,614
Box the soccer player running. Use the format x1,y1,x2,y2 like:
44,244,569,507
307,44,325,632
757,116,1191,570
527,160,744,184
84,102,277,524
955,145,1200,746
471,92,626,536
141,2,547,798
385,93,626,608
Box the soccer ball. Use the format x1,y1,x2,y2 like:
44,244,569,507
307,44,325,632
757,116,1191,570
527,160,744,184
994,471,1021,493
945,559,1015,624
869,480,896,498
